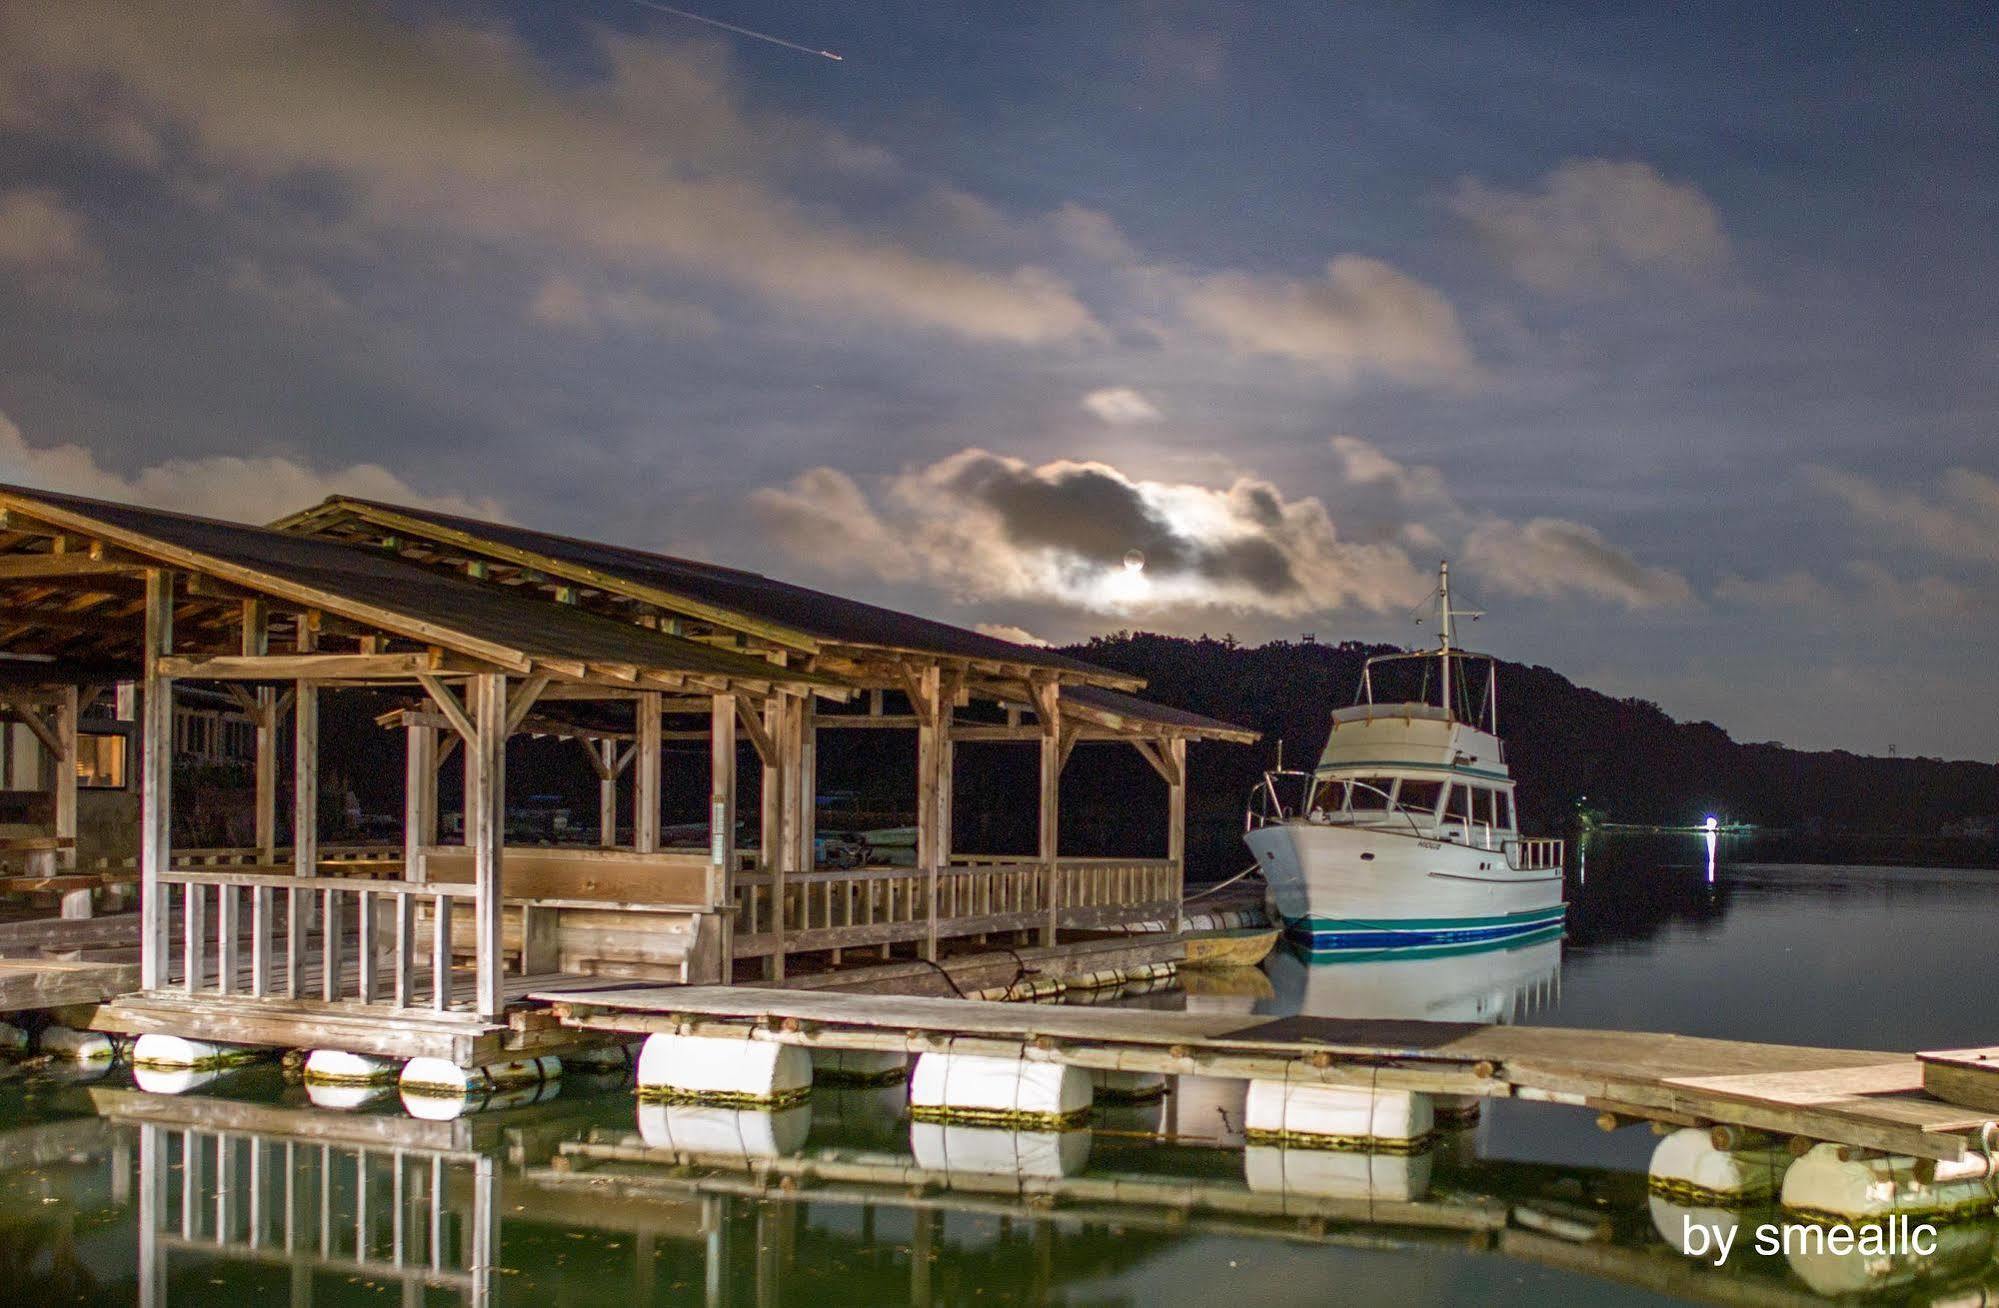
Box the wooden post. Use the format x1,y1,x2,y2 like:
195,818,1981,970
597,739,618,849
399,721,436,1007
1034,679,1062,947
289,678,318,998
53,684,86,917
635,690,661,854
241,600,278,862
710,692,737,984
139,570,173,991
913,665,943,961
470,673,507,1020
760,693,787,981
787,704,803,876
1167,736,1187,923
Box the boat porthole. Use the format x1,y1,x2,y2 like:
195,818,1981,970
1359,852,1375,861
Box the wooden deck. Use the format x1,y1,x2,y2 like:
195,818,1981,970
542,987,1999,1162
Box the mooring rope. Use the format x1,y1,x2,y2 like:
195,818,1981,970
1183,863,1265,902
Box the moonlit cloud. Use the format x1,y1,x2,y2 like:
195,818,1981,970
0,1,1098,344
1179,255,1475,384
0,185,90,265
1808,465,1999,566
1080,387,1163,425
750,438,1687,624
528,274,720,337
0,409,502,525
1450,159,1729,295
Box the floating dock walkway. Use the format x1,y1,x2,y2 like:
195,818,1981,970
542,986,1999,1165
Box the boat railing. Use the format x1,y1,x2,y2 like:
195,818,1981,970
1503,837,1565,872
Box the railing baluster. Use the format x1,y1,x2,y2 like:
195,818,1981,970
183,882,205,993
321,888,344,1002
431,893,452,1011
285,885,303,999
216,883,238,995
357,889,377,1004
395,890,415,1008
251,885,271,997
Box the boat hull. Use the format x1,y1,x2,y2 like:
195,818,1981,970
1243,821,1565,959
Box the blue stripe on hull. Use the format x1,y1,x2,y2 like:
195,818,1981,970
1283,905,1567,956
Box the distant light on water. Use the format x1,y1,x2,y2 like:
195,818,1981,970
1703,815,1719,831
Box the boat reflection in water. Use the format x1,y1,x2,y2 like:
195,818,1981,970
1259,929,1564,1026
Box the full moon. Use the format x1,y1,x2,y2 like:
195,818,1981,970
1122,549,1145,572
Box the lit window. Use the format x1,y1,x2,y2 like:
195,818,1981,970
76,733,127,789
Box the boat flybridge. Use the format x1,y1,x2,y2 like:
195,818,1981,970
1244,562,1566,958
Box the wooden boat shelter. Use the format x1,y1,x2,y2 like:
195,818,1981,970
0,483,1251,1064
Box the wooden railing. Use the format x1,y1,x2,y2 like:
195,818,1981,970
731,856,1181,958
160,866,479,1011
1503,838,1565,872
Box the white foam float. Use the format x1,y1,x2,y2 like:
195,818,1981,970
636,1033,811,1107
908,1052,1091,1128
1649,1127,1788,1205
636,1101,812,1159
303,1049,403,1086
1649,1195,1753,1255
305,1081,396,1111
1781,1143,1996,1225
1785,1218,1994,1297
1244,1144,1433,1203
1244,1080,1433,1148
1168,1074,1249,1146
133,1064,219,1095
401,1077,561,1121
40,1026,115,1063
131,1033,258,1071
400,1054,561,1098
909,1121,1091,1181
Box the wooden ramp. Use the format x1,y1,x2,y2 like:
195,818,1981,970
540,986,1998,1162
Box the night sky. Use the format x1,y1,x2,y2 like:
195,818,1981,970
2,2,1995,759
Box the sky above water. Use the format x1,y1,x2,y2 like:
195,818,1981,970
1,1,1995,760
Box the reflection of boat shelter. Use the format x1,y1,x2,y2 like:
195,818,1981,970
0,485,1250,1064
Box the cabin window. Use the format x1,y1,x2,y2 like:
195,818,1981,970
1395,779,1444,814
1350,777,1397,810
1309,778,1349,814
1493,790,1514,829
1444,784,1472,823
1472,788,1495,825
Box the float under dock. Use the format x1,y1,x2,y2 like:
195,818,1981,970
541,986,1998,1162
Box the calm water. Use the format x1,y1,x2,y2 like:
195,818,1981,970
4,834,1998,1306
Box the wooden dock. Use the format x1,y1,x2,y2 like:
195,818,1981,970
542,987,1999,1162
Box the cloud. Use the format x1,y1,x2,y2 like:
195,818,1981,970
1808,465,1999,565
1717,562,1987,624
973,622,1049,647
749,438,1689,624
1461,515,1695,608
227,257,350,321
1080,387,1162,425
528,274,720,337
1179,256,1474,384
0,186,91,265
0,1,1097,344
746,467,918,581
1450,159,1728,295
0,409,501,525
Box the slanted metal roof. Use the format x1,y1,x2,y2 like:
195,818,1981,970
278,497,1131,684
0,485,833,693
1063,684,1259,744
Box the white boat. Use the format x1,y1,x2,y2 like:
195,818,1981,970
1243,562,1565,958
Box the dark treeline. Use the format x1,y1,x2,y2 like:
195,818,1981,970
292,633,1996,882
1063,633,1999,849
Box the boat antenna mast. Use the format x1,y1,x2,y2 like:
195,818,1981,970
1428,561,1483,721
